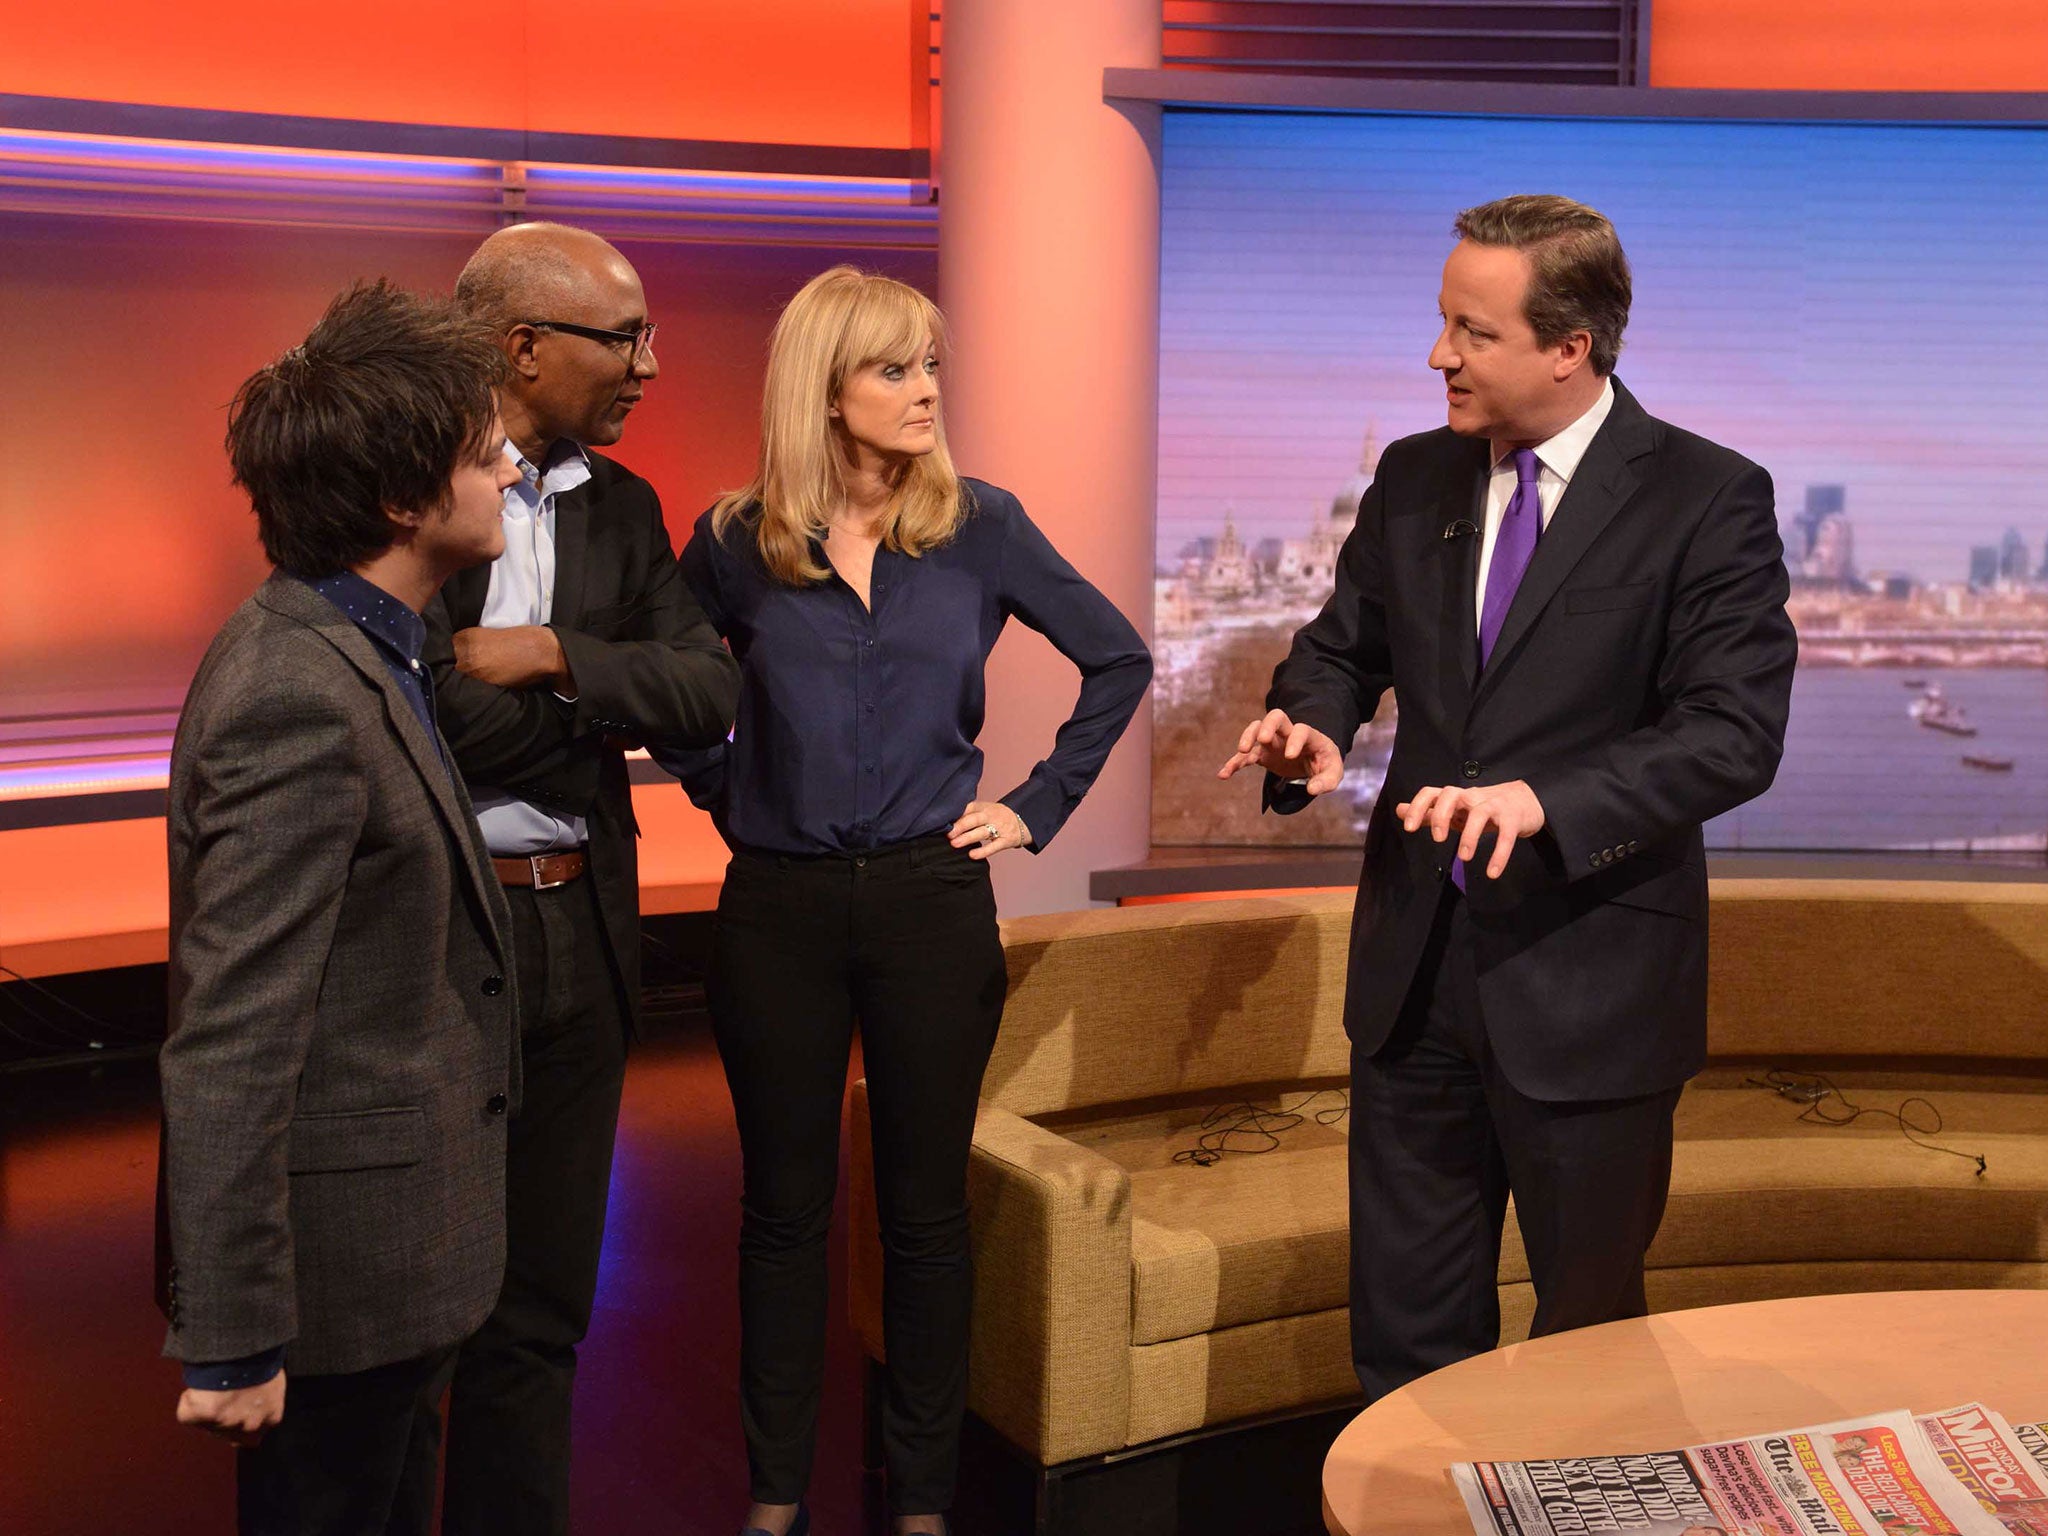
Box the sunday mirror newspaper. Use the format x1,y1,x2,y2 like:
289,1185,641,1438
1916,1406,2048,1535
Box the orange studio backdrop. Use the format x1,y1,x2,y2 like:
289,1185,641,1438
2,0,926,150
1652,0,2048,91
0,212,932,719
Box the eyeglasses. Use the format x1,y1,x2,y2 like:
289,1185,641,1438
527,319,658,369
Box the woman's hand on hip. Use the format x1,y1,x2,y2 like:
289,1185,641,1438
949,801,1033,860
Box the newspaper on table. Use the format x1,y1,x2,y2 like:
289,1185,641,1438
1450,1407,2014,1536
1916,1406,2048,1536
2017,1424,2048,1482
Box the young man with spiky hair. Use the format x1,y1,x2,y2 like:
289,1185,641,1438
157,281,523,1535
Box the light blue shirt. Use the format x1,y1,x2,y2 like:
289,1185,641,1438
472,440,594,856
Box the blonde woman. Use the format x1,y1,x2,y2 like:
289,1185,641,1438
669,267,1150,1536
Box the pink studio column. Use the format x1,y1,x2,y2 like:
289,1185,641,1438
939,0,1162,917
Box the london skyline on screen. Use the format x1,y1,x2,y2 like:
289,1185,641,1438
1154,110,2048,855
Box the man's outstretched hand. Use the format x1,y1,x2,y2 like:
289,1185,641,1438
1396,781,1546,880
1216,709,1345,796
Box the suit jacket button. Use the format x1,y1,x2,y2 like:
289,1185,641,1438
481,975,504,997
1628,840,1639,852
1589,853,1601,869
487,1094,508,1116
1462,761,1481,780
1434,864,1446,880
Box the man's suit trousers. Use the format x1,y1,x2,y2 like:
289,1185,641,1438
443,873,628,1536
1348,886,1681,1402
235,1348,454,1536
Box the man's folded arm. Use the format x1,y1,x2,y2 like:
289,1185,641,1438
549,508,739,752
1525,463,1796,877
423,591,584,790
160,679,365,1367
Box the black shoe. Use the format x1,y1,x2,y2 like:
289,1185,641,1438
740,1504,808,1536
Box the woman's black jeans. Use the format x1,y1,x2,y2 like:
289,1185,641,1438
708,833,1007,1515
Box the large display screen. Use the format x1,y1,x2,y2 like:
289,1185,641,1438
1153,109,2048,856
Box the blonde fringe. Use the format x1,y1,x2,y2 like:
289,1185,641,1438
712,266,967,585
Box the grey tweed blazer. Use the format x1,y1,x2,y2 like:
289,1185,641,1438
158,573,518,1377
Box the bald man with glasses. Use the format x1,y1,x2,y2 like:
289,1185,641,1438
427,221,740,1536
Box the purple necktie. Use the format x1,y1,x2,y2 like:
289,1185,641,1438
1454,448,1542,892
1479,448,1543,667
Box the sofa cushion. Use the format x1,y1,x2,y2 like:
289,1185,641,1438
988,894,1353,1118
1126,1307,1358,1446
1708,881,2048,1060
1498,1078,2048,1281
1045,1093,1351,1347
1044,1073,2048,1348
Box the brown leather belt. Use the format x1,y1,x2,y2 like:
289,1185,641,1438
492,850,587,890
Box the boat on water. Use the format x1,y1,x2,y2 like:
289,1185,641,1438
1902,677,1927,688
1908,685,1979,737
1961,754,2016,772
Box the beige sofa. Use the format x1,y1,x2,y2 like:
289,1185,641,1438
848,880,2048,1500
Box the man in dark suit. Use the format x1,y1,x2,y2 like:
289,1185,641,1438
427,222,740,1534
1220,195,1796,1399
160,281,523,1533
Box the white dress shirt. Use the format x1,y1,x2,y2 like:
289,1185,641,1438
1473,378,1615,637
472,440,593,857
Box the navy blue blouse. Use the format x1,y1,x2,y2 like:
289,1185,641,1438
666,479,1150,856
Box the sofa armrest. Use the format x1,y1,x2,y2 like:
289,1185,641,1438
966,1101,1135,1463
849,1085,1134,1465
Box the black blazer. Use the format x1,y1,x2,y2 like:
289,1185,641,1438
425,450,740,1019
1267,380,1796,1101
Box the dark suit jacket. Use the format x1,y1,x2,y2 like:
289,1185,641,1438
1267,380,1797,1101
425,449,740,1020
159,575,518,1377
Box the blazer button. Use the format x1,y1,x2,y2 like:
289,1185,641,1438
1628,840,1639,852
487,1094,508,1116
481,975,504,996
1462,761,1481,780
1589,853,1600,869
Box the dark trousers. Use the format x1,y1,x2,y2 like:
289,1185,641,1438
442,872,628,1536
236,1348,454,1536
1348,889,1681,1402
709,834,1007,1515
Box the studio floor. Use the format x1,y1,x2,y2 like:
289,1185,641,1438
0,1022,882,1535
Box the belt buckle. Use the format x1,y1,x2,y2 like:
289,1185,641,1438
530,853,571,891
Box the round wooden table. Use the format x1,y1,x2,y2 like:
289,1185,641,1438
1323,1289,2048,1535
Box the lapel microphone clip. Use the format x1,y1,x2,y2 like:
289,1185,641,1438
1442,519,1477,541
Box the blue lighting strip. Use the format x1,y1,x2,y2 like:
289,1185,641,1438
0,757,170,801
0,127,937,244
